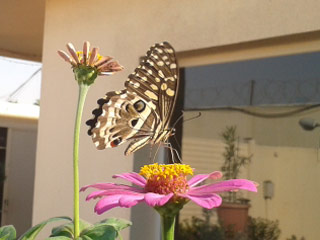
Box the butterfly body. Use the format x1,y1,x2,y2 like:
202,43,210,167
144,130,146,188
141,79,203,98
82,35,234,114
86,42,179,156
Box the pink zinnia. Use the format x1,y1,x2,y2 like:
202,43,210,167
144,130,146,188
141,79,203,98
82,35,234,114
81,163,257,215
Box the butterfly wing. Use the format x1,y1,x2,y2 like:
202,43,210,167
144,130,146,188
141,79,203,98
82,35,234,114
126,42,179,130
86,42,179,155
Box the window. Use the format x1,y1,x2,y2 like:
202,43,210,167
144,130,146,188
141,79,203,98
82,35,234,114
178,51,320,239
0,127,7,224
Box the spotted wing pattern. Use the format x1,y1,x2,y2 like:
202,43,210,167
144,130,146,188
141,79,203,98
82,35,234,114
86,42,179,155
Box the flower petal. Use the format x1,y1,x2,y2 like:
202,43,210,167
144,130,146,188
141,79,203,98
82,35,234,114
88,47,98,66
94,194,144,215
189,179,258,194
66,43,80,64
99,61,123,73
95,56,113,68
188,171,223,187
85,188,144,201
119,194,145,208
57,50,76,66
113,172,147,187
99,72,115,76
83,41,90,64
144,193,174,207
80,182,143,192
86,190,106,200
94,195,122,214
181,193,222,209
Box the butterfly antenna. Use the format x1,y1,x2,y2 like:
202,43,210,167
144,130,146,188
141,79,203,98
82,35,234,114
183,112,202,123
172,111,184,128
171,111,201,129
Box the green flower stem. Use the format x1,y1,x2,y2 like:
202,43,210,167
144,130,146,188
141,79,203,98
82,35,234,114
73,83,90,238
161,215,175,240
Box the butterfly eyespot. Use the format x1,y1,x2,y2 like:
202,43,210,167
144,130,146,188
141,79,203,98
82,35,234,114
111,137,122,147
125,104,130,112
130,119,138,127
133,100,146,113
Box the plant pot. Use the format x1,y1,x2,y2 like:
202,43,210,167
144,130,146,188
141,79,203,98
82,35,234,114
217,203,250,233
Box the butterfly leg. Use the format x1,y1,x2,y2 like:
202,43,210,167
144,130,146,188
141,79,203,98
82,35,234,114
163,142,182,163
151,142,163,163
149,144,153,162
169,142,175,163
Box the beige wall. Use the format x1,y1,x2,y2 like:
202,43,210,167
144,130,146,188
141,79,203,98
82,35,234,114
37,0,320,239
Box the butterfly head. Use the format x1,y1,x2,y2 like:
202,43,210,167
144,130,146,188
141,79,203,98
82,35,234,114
169,128,176,137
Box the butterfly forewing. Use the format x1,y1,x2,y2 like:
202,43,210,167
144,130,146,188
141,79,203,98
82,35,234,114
125,42,179,128
86,42,179,155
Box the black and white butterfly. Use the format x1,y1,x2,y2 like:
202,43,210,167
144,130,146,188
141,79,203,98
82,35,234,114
86,42,180,156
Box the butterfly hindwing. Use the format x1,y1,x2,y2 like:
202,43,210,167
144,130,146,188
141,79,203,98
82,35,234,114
87,90,155,150
86,42,179,155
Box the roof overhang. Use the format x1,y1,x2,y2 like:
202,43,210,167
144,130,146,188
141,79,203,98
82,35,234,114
0,0,45,62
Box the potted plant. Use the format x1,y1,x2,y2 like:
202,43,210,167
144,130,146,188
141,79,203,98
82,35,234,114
217,126,252,233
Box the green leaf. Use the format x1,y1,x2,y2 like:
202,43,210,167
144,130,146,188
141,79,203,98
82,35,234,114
50,219,92,238
49,224,73,238
98,218,132,232
0,225,16,240
45,237,72,240
18,216,72,240
76,236,92,240
81,225,117,240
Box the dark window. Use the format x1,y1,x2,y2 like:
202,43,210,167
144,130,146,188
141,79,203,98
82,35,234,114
184,51,320,110
0,127,7,224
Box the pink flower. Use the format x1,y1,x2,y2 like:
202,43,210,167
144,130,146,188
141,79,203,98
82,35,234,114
81,163,257,215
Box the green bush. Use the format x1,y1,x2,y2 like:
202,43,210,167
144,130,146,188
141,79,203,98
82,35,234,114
177,212,281,240
286,235,305,240
247,217,281,240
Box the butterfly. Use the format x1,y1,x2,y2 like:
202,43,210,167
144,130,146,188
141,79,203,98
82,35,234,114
86,42,180,156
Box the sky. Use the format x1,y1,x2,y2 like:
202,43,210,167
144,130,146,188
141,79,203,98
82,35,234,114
0,56,41,105
0,56,41,118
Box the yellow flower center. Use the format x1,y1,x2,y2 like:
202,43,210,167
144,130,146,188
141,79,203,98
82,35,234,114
76,51,103,64
140,163,193,195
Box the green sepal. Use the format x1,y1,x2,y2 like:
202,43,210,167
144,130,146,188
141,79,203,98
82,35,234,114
73,66,98,85
18,216,72,240
0,225,16,240
50,219,92,238
154,201,186,217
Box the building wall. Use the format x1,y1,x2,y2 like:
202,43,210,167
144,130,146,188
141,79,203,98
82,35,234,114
38,0,320,239
0,116,37,236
